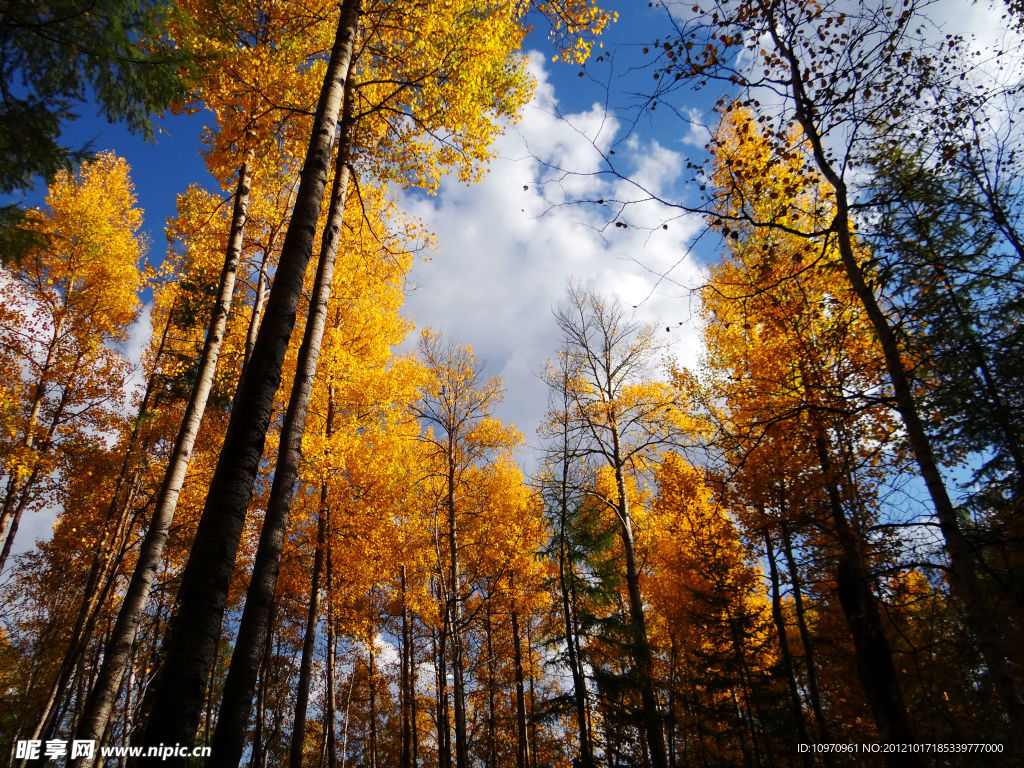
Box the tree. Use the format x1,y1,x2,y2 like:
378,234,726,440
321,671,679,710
0,152,144,574
72,155,254,760
864,147,1024,625
413,331,522,768
648,453,783,766
538,350,601,768
702,103,923,755
545,283,694,768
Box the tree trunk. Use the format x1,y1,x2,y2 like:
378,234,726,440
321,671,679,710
484,604,497,768
525,618,539,768
779,520,831,748
244,226,276,372
667,639,677,768
556,501,594,768
0,326,61,571
434,623,452,768
324,540,338,768
249,623,273,768
410,609,418,768
510,610,530,768
446,450,469,768
339,664,356,768
613,459,667,768
764,530,811,768
401,566,412,768
368,637,379,768
290,500,328,768
136,3,361,758
726,609,764,768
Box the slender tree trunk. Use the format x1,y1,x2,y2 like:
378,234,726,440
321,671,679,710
727,611,764,768
434,623,452,768
0,489,28,574
13,348,131,757
340,665,356,768
559,548,593,767
0,460,45,573
296,389,336,768
446,451,469,768
136,4,361,758
484,604,497,768
613,460,667,768
525,618,539,768
324,541,338,768
325,548,337,768
510,610,530,768
555,474,594,768
779,520,831,747
764,530,812,768
122,634,137,756
573,559,597,760
368,637,379,768
203,633,221,757
401,566,412,768
263,631,286,768
410,611,418,768
73,156,254,764
667,639,677,768
250,625,272,768
0,327,61,570
728,686,753,768
213,78,357,767
244,226,277,372
290,501,329,767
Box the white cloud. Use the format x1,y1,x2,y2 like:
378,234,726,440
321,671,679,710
398,52,707,471
120,301,153,408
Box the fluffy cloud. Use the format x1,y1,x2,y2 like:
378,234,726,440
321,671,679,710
397,53,707,469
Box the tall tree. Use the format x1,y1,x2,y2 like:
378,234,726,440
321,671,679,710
864,147,1024,620
72,154,254,761
648,453,783,766
413,332,522,768
211,84,356,766
538,351,598,768
703,104,920,756
545,283,694,768
0,152,144,573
